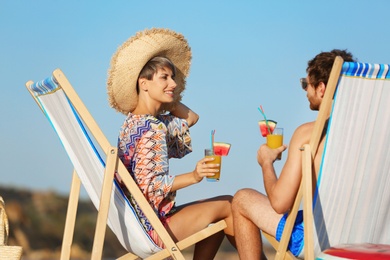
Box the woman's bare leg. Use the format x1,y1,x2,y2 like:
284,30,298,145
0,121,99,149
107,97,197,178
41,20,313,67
193,230,224,260
166,195,235,260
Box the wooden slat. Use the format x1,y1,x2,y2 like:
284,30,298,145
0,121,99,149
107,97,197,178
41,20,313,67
28,70,229,260
302,144,314,259
60,171,81,260
53,69,186,260
91,147,118,259
273,56,345,259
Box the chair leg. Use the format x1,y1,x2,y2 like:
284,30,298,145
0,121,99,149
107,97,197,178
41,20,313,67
302,144,314,259
61,170,81,260
117,253,142,260
145,220,227,260
91,147,118,259
263,232,296,260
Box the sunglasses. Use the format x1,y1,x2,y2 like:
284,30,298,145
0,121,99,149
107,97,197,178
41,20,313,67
300,78,308,90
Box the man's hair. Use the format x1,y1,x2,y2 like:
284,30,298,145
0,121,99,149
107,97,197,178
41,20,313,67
137,56,176,93
306,49,356,88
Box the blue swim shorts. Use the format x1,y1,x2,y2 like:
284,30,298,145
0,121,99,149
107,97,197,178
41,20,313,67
275,210,304,256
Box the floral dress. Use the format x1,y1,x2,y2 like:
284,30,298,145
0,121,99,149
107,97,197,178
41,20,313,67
117,113,192,247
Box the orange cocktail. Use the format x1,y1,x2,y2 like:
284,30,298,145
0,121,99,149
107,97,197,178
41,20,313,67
205,149,222,182
266,128,283,160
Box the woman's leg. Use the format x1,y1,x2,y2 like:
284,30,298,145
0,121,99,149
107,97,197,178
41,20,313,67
193,230,225,260
166,195,235,260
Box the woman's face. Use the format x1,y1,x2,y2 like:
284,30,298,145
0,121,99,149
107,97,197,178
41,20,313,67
145,66,177,104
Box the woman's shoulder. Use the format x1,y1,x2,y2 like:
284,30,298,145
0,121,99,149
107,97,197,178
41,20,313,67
158,113,187,127
125,113,161,124
121,113,154,132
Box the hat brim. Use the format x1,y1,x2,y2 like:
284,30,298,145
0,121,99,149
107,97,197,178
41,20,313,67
107,28,192,114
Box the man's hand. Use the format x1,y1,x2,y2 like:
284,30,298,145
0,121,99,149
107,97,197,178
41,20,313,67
257,144,287,166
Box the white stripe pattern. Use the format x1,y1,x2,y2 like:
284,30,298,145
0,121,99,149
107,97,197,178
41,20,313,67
30,82,161,258
310,62,390,257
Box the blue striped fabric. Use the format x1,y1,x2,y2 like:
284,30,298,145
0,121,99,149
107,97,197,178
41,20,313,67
342,62,390,79
29,76,60,95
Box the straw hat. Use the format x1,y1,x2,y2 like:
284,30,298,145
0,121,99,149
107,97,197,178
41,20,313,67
107,28,192,114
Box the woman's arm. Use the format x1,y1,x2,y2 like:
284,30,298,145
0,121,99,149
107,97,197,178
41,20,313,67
170,102,199,127
171,157,218,191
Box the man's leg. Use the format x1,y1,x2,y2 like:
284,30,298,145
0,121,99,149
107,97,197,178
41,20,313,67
232,188,283,260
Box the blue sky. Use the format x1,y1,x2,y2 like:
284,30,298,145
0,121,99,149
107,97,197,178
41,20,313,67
2,1,390,205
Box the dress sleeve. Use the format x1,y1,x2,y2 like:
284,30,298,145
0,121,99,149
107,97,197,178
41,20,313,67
159,114,192,159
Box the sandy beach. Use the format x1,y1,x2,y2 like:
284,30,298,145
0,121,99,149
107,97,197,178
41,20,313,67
183,239,276,259
214,243,276,259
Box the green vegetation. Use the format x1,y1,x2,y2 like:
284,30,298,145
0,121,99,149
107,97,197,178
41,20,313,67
0,186,126,259
0,186,236,259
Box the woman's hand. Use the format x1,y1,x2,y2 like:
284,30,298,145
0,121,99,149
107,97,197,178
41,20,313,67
192,157,220,183
171,157,220,191
170,102,199,127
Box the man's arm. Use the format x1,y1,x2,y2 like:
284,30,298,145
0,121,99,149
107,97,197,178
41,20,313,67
258,122,314,214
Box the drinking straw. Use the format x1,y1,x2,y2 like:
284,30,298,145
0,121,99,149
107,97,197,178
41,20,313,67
211,130,216,154
257,105,271,134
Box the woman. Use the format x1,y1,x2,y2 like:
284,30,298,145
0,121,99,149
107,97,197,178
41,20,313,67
107,28,236,259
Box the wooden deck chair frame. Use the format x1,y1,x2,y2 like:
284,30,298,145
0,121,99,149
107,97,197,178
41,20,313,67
261,56,345,260
26,69,227,260
264,54,389,259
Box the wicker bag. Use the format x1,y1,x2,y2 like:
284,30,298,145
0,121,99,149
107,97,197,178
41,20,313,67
0,196,22,260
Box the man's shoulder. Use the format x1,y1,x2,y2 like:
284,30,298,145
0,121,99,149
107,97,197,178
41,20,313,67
290,121,315,144
296,121,315,134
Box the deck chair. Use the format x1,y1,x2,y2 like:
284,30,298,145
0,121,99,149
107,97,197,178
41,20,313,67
25,69,227,260
265,57,390,259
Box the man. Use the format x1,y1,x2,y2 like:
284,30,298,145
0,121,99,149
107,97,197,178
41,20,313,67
232,49,356,259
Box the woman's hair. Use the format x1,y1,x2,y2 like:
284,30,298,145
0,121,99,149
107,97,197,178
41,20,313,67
137,56,176,93
307,49,356,88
